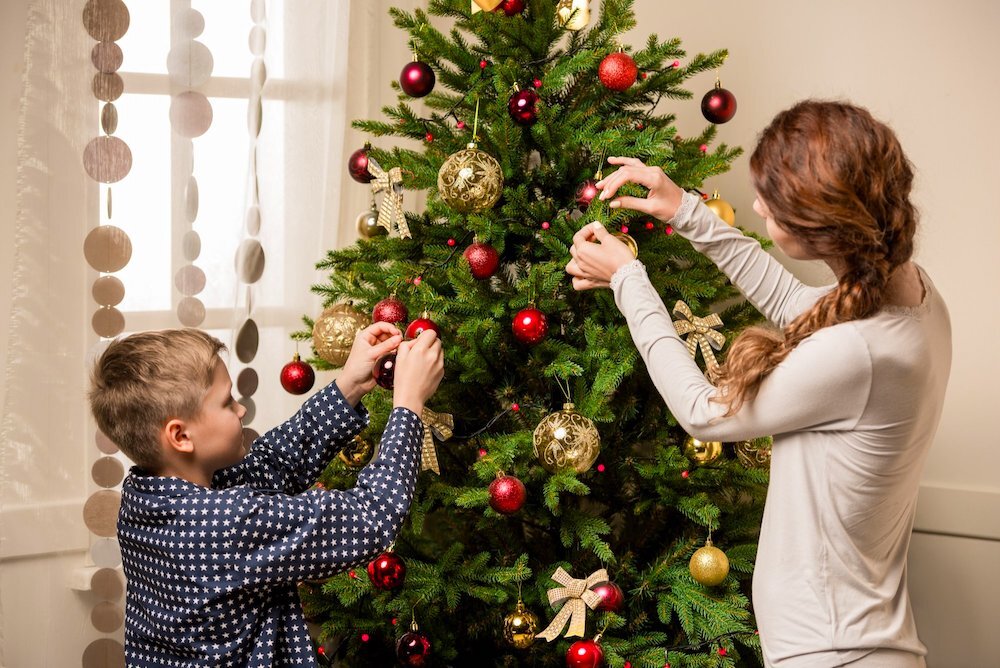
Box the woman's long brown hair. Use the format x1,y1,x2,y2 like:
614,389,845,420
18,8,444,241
714,100,918,415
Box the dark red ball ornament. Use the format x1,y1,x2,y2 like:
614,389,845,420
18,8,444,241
373,352,397,390
396,626,431,666
399,60,435,98
405,312,441,340
494,0,525,16
701,85,737,124
576,179,599,211
512,305,548,345
280,353,315,395
508,88,539,126
488,474,526,514
373,295,409,324
367,550,406,590
566,639,604,668
463,241,500,280
593,581,624,612
598,52,638,92
347,145,373,183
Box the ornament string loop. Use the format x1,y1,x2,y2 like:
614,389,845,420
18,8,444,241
420,407,454,474
368,157,410,238
672,300,725,382
535,567,608,642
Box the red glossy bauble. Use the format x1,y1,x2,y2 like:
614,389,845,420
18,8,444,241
373,295,409,324
347,146,373,183
566,639,604,668
280,354,315,395
399,60,436,98
576,179,599,211
508,88,539,126
494,0,525,16
405,313,441,340
512,306,548,345
463,242,500,280
593,581,624,612
598,52,638,92
395,630,432,666
367,551,406,590
488,475,527,514
373,352,398,390
701,86,737,124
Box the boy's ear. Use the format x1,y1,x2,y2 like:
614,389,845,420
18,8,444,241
163,418,195,454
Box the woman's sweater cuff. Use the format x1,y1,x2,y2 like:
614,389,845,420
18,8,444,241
610,259,647,293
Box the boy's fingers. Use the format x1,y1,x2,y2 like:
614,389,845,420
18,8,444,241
369,335,403,359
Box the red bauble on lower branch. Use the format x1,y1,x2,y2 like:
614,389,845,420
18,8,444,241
511,305,548,345
367,550,406,590
396,623,431,666
488,473,526,514
508,88,539,126
598,51,638,92
566,638,604,668
372,294,408,324
404,312,441,340
280,353,315,395
373,352,397,390
463,241,500,279
592,581,624,612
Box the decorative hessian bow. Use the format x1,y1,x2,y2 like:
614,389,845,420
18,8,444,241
420,407,454,475
672,300,726,382
367,157,410,239
535,567,609,642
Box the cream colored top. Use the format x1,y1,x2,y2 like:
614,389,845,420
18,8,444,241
610,192,951,667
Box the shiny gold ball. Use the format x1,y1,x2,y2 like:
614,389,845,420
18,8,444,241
502,600,538,649
338,435,375,468
356,207,386,239
704,190,736,226
689,538,730,586
533,403,601,473
312,303,370,367
683,435,722,465
437,144,503,214
611,231,638,258
735,438,772,469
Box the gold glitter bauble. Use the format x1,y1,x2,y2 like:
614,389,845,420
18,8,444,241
312,303,370,367
338,435,375,468
532,403,601,473
611,231,638,258
683,435,722,465
704,190,736,226
689,538,730,586
437,143,503,214
502,600,538,649
735,438,772,469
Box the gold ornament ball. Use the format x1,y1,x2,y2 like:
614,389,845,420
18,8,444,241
437,143,504,214
338,435,375,468
704,190,736,226
611,231,638,258
532,403,601,473
689,538,730,586
735,438,772,469
502,600,538,649
683,435,722,465
356,207,386,239
312,303,370,367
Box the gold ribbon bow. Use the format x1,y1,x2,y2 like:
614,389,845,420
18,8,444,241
367,157,410,239
535,567,608,642
420,407,454,475
672,300,726,382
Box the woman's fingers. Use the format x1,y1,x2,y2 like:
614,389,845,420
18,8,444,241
607,156,646,168
571,276,610,291
572,223,598,246
608,195,657,214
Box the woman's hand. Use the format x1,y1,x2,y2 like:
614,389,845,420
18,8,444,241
566,222,636,291
596,156,685,221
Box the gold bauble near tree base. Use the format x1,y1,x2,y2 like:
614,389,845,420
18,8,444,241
502,600,538,649
704,189,736,226
611,231,638,258
437,142,503,214
312,303,371,367
689,538,730,586
683,434,722,465
532,403,601,473
338,435,375,468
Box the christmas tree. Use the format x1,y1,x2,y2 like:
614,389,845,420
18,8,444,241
296,1,771,665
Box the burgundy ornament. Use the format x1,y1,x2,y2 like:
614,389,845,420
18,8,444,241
395,627,431,666
701,85,737,124
566,639,604,668
494,0,525,16
347,145,373,183
373,295,409,324
463,241,500,280
598,52,638,92
373,352,398,390
508,88,539,126
512,306,548,345
367,550,406,590
488,474,527,514
280,353,315,395
575,179,599,211
399,60,435,98
593,581,624,612
405,312,441,340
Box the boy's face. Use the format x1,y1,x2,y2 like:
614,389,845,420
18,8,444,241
186,358,248,474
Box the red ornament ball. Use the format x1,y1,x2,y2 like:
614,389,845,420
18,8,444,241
424,132,434,143
373,295,408,324
508,88,540,126
463,241,500,280
512,306,548,345
701,86,737,124
373,352,397,390
480,59,489,69
347,146,373,183
280,354,315,395
405,314,441,340
598,52,638,92
399,60,435,98
396,629,431,666
488,475,527,514
367,550,406,590
494,0,525,16
566,639,604,668
576,179,599,211
593,581,624,612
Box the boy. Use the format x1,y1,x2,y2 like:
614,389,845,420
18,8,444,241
89,322,443,667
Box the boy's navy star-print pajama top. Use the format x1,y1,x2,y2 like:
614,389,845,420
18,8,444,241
117,382,424,667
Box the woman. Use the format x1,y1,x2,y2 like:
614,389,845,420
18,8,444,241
566,100,951,667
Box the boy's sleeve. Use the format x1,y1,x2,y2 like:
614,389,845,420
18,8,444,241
223,407,425,585
213,381,368,494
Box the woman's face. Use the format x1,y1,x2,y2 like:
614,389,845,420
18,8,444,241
753,196,816,261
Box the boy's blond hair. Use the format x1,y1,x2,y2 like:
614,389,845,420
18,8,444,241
89,328,226,469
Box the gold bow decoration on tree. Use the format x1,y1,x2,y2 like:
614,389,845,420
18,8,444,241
367,157,410,239
672,300,726,382
419,407,454,475
535,567,608,642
